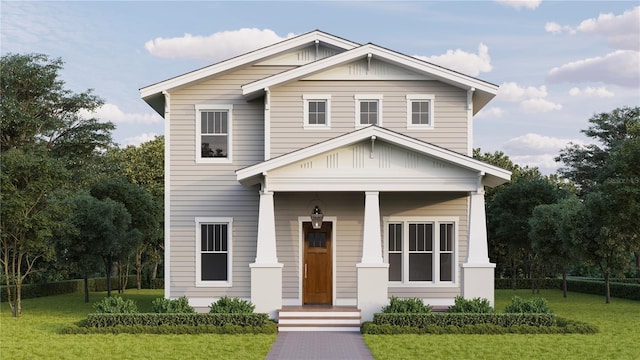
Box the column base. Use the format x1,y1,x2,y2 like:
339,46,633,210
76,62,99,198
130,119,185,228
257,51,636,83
250,263,283,319
356,263,389,322
461,263,496,306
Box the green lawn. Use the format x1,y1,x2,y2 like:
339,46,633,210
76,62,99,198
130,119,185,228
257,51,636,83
0,289,276,360
364,289,640,360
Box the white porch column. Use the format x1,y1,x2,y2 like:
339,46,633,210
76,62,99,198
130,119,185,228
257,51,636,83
462,189,496,305
249,190,283,319
357,191,388,321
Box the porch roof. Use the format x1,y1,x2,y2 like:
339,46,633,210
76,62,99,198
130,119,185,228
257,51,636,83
236,126,511,191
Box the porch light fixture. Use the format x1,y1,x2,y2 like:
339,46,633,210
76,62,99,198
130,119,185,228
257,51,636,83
310,205,324,229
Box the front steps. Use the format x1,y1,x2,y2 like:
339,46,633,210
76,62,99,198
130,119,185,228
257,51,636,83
278,306,361,332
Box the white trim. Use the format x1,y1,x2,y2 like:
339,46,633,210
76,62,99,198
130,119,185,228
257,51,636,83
265,88,271,160
195,217,233,287
383,216,459,286
298,216,337,305
354,94,383,127
406,94,435,130
194,104,233,164
163,91,171,299
302,94,332,130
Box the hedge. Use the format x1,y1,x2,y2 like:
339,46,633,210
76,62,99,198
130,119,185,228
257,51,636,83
85,313,271,328
372,313,557,328
1,276,145,302
61,321,278,335
494,278,640,301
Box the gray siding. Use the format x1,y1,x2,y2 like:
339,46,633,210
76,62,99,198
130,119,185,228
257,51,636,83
269,80,468,157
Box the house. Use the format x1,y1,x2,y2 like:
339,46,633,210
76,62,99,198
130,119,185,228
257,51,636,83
140,30,511,328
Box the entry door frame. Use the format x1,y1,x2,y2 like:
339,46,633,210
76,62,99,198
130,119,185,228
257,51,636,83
298,216,336,305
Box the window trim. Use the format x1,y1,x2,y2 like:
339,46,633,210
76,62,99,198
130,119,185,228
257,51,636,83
195,217,233,287
383,216,458,287
195,104,233,163
406,94,435,130
354,94,383,127
302,94,331,129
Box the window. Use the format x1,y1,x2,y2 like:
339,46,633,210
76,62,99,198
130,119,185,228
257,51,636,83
384,217,456,285
196,217,232,287
303,94,331,129
406,94,435,129
195,104,233,163
355,94,383,127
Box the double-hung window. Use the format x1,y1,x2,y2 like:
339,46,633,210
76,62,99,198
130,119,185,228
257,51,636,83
195,104,232,163
384,217,457,285
195,217,232,287
406,94,435,129
355,94,383,127
303,94,331,129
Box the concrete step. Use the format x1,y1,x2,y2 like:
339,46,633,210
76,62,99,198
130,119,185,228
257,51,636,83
278,307,361,332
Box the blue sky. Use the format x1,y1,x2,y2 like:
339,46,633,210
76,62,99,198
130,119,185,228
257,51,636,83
2,1,638,174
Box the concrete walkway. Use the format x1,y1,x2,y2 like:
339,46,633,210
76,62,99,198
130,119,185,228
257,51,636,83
265,332,375,360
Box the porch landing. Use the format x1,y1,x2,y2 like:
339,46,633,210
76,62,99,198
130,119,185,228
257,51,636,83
277,305,361,332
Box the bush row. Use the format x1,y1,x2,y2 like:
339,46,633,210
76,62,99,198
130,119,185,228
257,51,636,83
372,313,557,328
361,317,597,335
62,321,277,335
85,313,270,328
1,276,152,302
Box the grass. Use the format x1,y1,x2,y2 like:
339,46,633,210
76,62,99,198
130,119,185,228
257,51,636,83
364,289,640,359
0,289,276,360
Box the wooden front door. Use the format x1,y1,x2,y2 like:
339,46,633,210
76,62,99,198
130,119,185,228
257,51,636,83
303,222,332,305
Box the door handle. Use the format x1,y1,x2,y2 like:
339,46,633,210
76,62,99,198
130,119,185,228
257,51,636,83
304,264,308,279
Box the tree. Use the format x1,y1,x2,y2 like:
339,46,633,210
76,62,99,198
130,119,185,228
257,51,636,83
529,195,584,297
0,53,114,316
0,149,70,317
90,178,158,295
107,136,164,288
557,106,640,283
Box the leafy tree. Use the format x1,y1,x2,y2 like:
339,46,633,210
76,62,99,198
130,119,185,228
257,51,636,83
0,53,114,316
90,178,158,295
557,106,639,281
529,195,584,297
0,149,70,317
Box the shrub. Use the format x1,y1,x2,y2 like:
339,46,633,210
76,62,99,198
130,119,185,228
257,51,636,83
61,320,277,335
373,313,556,328
93,295,138,314
151,296,195,314
83,313,269,328
380,296,432,313
447,296,495,313
504,296,552,314
209,296,255,314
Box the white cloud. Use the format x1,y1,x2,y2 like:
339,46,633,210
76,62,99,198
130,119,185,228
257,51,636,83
568,86,615,98
474,107,506,119
503,133,586,173
414,43,492,76
495,0,541,10
81,103,163,124
548,50,640,88
145,28,296,62
544,6,640,50
520,98,563,113
122,133,159,147
511,154,560,173
498,82,547,102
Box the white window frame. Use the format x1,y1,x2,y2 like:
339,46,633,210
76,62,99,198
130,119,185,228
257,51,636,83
195,104,233,164
383,216,458,287
195,217,233,287
303,94,331,129
406,94,435,130
355,94,383,127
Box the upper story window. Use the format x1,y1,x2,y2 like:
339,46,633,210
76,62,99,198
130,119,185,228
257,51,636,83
303,94,331,129
195,217,233,287
355,94,383,127
384,217,457,286
195,104,233,163
406,94,435,129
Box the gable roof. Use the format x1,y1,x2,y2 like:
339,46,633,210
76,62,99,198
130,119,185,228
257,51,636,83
140,30,360,115
241,43,498,113
236,126,511,188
